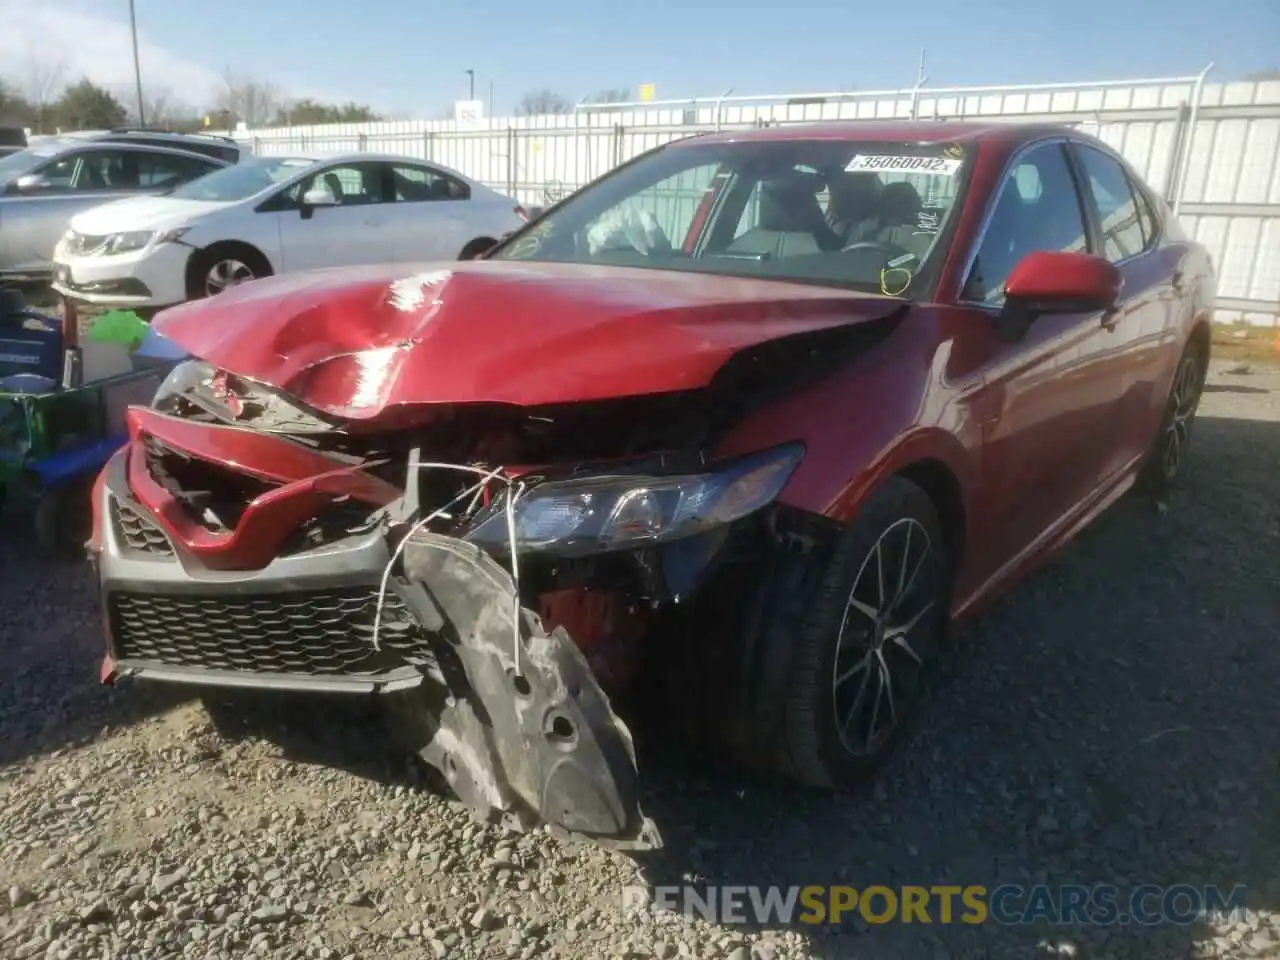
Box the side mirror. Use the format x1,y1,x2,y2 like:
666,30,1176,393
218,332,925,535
15,173,50,194
997,250,1122,339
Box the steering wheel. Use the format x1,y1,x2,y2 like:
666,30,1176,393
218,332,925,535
840,240,914,261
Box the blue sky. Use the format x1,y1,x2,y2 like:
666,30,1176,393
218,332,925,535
2,0,1277,117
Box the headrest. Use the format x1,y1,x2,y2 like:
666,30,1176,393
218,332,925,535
877,182,922,224
758,176,823,232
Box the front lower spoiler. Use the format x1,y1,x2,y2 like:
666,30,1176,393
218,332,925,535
395,529,661,851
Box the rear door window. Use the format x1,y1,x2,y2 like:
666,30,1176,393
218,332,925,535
1073,145,1150,263
390,164,470,202
136,152,220,188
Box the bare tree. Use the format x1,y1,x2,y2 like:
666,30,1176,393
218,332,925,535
216,69,282,127
516,89,573,117
21,51,68,133
588,88,631,104
131,86,201,131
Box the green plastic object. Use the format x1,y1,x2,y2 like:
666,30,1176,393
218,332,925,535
86,309,150,353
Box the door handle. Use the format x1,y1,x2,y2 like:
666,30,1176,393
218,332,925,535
1171,269,1184,294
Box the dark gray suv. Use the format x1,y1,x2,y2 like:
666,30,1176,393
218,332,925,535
0,130,244,281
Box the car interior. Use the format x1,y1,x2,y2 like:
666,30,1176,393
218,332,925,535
723,170,936,262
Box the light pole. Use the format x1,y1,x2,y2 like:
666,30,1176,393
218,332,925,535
465,69,475,101
128,0,145,126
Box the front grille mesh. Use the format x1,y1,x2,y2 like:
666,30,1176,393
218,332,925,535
111,499,174,556
108,587,434,676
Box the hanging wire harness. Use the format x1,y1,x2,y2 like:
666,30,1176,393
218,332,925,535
370,461,527,676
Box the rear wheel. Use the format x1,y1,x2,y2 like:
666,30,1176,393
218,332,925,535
770,477,951,787
1138,341,1206,498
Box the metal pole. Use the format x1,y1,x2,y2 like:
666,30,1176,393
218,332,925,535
466,69,475,101
713,87,734,132
1172,62,1212,217
129,0,146,126
489,81,494,117
910,48,927,120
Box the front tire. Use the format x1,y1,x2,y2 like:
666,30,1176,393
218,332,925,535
773,477,951,788
186,244,272,300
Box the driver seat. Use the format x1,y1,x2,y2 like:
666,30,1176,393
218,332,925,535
847,181,922,250
323,172,345,203
724,177,832,259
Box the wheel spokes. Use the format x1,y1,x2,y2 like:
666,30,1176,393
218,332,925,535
832,517,937,757
1163,357,1200,477
208,260,253,296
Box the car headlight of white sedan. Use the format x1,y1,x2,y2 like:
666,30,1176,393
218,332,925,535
102,230,157,255
94,226,190,256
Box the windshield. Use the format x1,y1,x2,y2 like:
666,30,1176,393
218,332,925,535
491,138,970,296
168,156,316,201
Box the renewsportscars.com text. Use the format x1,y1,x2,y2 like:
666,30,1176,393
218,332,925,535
621,884,1248,927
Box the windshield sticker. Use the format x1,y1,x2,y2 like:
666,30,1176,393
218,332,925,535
915,181,948,235
846,154,962,176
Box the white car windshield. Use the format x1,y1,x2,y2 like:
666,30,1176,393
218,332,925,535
491,139,971,297
168,156,317,202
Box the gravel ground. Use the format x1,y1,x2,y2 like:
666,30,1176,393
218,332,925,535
1,358,1277,960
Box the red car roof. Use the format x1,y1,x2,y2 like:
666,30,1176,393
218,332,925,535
672,120,1070,147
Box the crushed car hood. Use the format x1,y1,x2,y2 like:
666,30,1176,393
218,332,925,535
153,260,904,419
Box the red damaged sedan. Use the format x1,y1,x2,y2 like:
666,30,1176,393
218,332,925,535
89,121,1214,851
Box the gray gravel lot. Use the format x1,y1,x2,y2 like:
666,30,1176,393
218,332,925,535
1,358,1277,960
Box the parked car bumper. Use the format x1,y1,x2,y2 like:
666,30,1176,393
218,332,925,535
50,241,190,309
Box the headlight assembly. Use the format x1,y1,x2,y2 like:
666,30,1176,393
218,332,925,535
152,358,213,407
103,230,156,255
463,443,804,554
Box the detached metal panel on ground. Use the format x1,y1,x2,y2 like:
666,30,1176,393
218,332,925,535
231,73,1280,327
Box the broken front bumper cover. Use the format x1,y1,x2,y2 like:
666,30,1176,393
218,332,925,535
95,453,661,852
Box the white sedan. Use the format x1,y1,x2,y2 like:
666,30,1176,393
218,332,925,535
49,152,529,311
